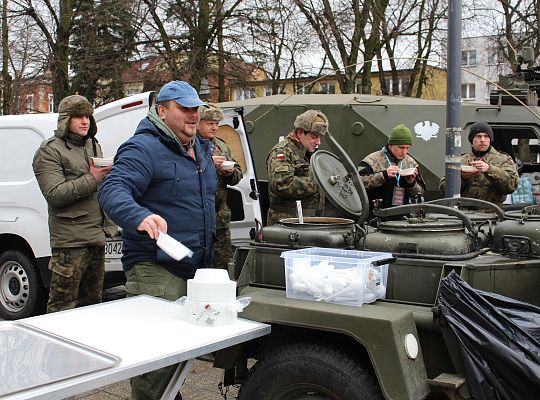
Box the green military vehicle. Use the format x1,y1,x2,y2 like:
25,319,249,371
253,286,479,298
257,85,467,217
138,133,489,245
211,91,540,399
222,91,540,212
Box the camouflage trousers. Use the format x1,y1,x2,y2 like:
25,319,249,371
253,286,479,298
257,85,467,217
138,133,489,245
213,228,233,269
126,262,187,400
47,246,105,313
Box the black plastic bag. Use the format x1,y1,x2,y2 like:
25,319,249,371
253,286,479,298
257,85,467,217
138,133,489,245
438,271,540,400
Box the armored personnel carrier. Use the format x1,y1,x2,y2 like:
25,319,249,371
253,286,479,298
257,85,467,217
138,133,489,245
221,91,540,211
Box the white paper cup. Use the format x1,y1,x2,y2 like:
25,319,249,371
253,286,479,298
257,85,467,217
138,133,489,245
399,168,415,176
91,157,114,167
156,231,193,261
461,165,476,172
221,161,235,171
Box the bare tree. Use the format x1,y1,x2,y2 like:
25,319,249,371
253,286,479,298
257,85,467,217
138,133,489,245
3,9,49,114
2,0,12,114
236,0,311,95
139,0,243,91
293,0,390,94
11,0,78,108
377,0,446,98
466,0,540,70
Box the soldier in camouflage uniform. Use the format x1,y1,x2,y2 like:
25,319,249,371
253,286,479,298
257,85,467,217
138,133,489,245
440,121,518,209
266,110,328,225
359,124,425,217
198,104,242,268
32,95,116,313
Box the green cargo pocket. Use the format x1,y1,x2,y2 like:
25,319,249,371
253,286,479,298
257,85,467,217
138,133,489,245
125,281,166,298
275,165,290,173
50,263,74,278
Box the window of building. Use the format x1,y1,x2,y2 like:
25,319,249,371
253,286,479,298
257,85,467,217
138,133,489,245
355,81,363,94
199,77,210,95
296,85,307,94
319,82,335,94
234,88,256,100
265,87,273,96
462,50,477,66
400,79,410,96
487,48,500,65
384,79,393,94
48,94,54,113
26,94,34,113
126,87,140,96
461,83,476,100
486,83,497,100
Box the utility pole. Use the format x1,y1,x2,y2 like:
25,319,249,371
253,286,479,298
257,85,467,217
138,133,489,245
2,0,12,115
444,0,462,198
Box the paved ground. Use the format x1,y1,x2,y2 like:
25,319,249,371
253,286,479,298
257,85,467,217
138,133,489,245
74,359,239,400
77,286,240,400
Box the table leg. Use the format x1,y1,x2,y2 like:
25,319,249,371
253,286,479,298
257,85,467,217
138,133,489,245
160,359,194,400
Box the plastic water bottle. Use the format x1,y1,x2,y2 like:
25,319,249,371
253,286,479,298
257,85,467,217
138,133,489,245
512,175,533,204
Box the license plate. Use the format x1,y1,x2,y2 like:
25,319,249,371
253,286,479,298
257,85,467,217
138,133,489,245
105,240,123,259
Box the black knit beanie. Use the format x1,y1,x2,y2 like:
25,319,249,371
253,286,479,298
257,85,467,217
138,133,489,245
468,122,493,143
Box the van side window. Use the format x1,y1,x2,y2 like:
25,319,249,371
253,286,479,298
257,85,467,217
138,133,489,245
218,125,246,173
218,124,246,223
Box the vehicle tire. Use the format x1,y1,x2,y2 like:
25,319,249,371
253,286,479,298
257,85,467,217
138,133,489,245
0,250,46,320
237,341,383,400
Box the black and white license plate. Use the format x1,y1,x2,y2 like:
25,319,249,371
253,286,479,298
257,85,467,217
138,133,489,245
105,240,123,259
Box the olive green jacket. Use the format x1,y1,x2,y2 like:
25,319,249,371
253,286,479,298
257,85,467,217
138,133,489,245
266,133,324,224
33,118,115,248
439,146,519,208
213,137,242,229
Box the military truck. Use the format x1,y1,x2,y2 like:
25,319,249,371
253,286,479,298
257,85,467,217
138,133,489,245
210,95,540,399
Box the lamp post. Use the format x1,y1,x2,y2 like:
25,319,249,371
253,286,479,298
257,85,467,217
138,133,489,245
444,0,462,198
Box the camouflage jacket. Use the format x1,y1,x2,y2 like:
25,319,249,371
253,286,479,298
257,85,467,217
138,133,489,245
359,147,425,210
213,137,242,229
266,133,323,217
440,146,518,208
33,131,115,248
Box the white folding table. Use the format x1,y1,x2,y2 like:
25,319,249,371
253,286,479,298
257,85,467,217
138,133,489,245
0,295,270,400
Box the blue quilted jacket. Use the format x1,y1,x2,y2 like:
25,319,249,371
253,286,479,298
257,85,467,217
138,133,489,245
98,117,217,279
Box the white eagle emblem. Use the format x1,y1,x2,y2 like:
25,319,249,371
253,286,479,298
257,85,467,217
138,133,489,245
414,121,439,142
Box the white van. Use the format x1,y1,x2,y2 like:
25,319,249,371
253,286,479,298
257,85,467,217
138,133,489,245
0,93,261,319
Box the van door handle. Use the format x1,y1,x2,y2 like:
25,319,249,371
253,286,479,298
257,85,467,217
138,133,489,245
249,178,259,200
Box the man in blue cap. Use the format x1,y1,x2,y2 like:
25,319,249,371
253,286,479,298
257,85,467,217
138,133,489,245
98,81,216,400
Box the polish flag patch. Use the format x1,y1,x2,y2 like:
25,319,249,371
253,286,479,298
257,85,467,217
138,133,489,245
276,153,285,159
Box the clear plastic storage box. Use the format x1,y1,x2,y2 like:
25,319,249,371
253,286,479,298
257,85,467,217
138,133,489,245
281,247,393,306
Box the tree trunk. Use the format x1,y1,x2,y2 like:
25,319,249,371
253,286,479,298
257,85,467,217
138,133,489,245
2,0,11,115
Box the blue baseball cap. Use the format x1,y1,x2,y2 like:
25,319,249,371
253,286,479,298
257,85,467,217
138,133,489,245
156,81,208,108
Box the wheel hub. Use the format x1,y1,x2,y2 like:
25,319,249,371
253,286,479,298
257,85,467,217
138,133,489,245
0,261,30,312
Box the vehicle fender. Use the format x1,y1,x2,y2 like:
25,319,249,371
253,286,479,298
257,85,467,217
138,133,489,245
239,286,430,400
0,206,50,258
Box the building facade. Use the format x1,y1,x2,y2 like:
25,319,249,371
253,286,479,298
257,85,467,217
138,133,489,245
228,66,447,101
460,36,512,104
